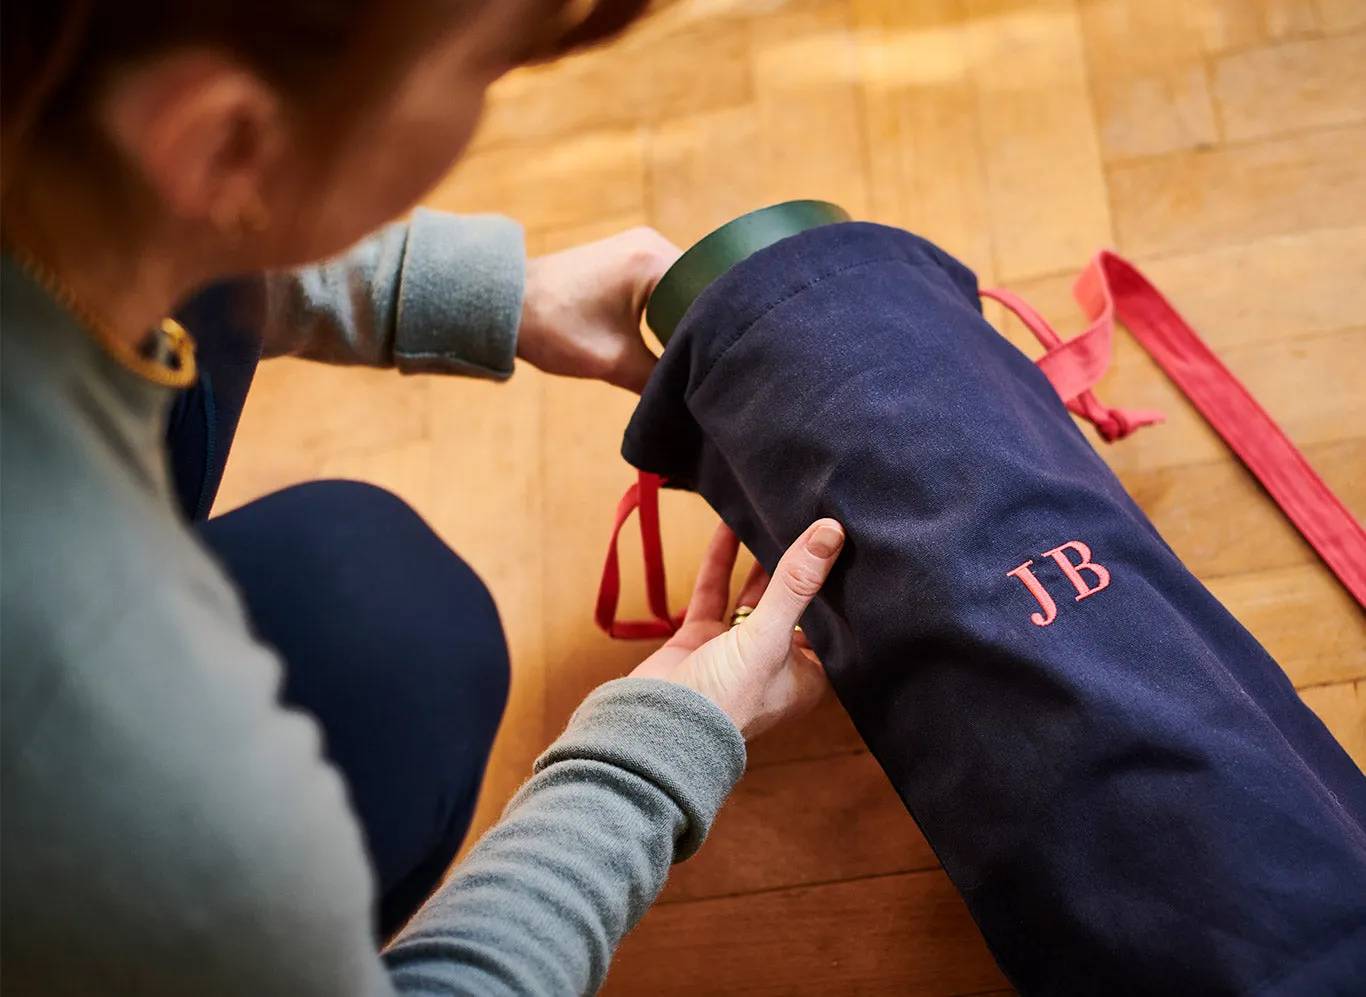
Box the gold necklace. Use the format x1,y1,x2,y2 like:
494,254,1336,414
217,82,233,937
5,245,197,389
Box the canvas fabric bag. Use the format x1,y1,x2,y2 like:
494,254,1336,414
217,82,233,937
597,222,1366,994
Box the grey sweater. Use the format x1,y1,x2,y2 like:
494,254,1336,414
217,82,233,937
0,210,747,996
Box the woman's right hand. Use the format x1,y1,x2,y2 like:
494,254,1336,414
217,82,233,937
629,519,845,740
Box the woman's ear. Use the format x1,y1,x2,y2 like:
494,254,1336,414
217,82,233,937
97,52,283,230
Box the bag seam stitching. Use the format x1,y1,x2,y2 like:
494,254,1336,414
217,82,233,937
687,255,939,396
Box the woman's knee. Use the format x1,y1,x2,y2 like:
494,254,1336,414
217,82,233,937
199,479,511,736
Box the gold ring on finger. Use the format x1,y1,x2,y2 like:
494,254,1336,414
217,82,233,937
730,605,756,628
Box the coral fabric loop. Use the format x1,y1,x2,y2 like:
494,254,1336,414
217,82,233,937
979,285,1164,442
595,250,1366,637
594,470,680,639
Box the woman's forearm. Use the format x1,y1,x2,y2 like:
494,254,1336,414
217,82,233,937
381,678,746,997
259,209,526,379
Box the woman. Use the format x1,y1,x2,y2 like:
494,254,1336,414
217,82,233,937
0,2,845,994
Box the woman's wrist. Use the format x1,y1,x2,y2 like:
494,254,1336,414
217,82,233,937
539,677,745,860
516,227,680,392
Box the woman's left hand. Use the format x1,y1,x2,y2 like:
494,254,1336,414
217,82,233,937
630,519,843,740
517,227,681,393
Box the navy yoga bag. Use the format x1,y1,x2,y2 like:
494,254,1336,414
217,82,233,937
599,222,1366,995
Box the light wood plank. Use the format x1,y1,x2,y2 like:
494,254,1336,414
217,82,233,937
536,371,725,735
995,227,1366,353
749,692,867,767
1207,564,1366,688
427,128,647,233
967,0,1112,281
421,369,549,846
1194,0,1322,53
470,15,752,151
214,362,428,513
1130,227,1366,349
1079,0,1219,161
853,0,995,278
661,750,933,903
1122,439,1365,580
986,313,1366,477
1299,680,1366,768
1317,0,1366,32
1213,31,1366,142
1081,326,1366,476
1108,125,1366,258
751,0,871,218
647,106,767,249
606,870,1009,996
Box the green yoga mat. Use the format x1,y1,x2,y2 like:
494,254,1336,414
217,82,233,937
646,200,851,345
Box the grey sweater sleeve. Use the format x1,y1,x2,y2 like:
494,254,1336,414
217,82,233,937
383,678,747,996
260,208,526,379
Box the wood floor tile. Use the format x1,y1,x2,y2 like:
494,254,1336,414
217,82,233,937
1194,0,1322,54
470,15,752,151
647,106,767,248
1121,439,1365,581
1317,0,1366,32
424,370,550,844
605,870,1008,997
537,373,667,735
751,0,870,217
1131,227,1366,349
214,362,428,514
1080,0,1219,161
1108,125,1366,258
1207,564,1366,688
661,750,934,903
997,227,1366,356
428,129,647,233
853,0,995,277
1299,680,1366,767
1213,31,1366,142
968,0,1113,280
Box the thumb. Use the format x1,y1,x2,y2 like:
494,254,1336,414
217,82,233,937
745,519,844,657
609,334,659,394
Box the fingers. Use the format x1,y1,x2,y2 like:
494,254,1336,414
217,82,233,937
620,230,679,393
745,519,844,655
623,226,683,302
611,338,659,394
683,523,741,624
735,559,769,611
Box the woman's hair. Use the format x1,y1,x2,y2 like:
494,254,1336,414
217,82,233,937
0,0,650,194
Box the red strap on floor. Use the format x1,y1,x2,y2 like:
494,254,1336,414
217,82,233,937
594,470,682,639
1075,251,1366,608
597,252,1366,637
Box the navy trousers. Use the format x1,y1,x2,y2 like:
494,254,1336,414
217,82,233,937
168,285,509,940
624,223,1366,995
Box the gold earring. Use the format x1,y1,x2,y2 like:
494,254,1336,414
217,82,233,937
237,191,270,235
213,191,270,240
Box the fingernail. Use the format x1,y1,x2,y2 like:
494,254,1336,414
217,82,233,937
807,523,844,559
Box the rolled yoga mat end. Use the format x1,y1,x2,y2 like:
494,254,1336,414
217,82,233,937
646,200,851,345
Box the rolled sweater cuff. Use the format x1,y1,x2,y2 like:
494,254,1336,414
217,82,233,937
536,678,747,861
393,209,526,379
